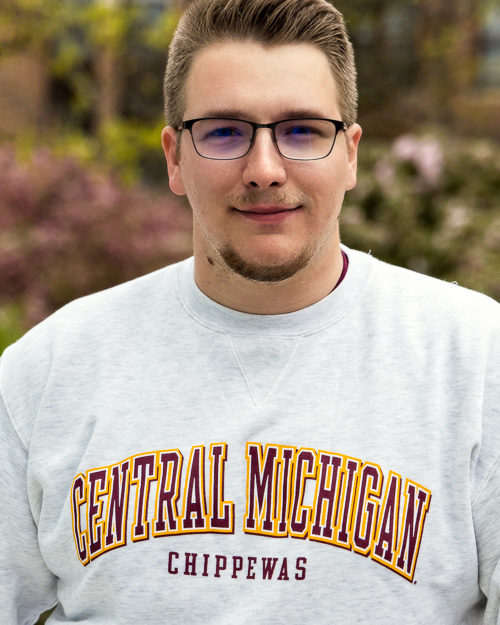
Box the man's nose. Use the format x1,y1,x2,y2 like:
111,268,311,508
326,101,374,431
242,128,287,188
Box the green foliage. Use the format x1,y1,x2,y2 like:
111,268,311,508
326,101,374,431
99,118,167,185
79,2,135,50
0,0,63,52
141,7,182,51
0,0,178,182
0,304,24,356
13,120,166,187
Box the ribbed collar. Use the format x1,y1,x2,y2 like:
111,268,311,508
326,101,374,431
176,246,373,337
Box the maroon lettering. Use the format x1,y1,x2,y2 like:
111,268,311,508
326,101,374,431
396,481,432,580
277,448,295,535
247,556,257,579
105,460,130,549
310,453,343,540
295,557,307,581
245,444,279,533
71,474,88,565
290,449,316,537
214,554,227,578
70,441,432,584
209,444,233,531
184,552,198,576
87,468,108,558
373,472,401,564
277,557,289,580
352,463,382,555
336,458,360,547
262,557,278,579
168,551,179,574
131,454,157,541
232,556,244,578
202,553,210,577
154,451,182,534
182,447,207,531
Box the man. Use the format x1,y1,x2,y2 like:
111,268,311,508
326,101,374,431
1,0,499,623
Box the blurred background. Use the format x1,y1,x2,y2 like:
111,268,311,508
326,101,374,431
1,0,500,358
0,2,499,621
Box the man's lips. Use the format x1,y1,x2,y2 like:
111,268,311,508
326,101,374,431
233,204,301,223
234,204,299,214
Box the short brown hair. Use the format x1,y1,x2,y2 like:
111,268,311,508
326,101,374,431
163,0,358,129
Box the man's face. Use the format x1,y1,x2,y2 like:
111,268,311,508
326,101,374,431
163,41,361,284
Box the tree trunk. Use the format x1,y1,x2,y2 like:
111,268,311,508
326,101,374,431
94,0,122,137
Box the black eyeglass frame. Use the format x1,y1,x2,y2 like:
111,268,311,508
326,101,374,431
177,117,347,161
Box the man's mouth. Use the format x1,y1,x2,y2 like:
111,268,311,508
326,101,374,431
233,204,301,223
237,204,298,214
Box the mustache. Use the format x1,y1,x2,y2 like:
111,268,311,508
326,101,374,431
227,190,305,209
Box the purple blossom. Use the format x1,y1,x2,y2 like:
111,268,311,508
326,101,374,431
0,145,192,330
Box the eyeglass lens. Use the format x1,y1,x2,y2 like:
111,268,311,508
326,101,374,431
189,119,338,160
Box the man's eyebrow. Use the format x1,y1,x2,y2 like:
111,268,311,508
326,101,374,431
278,109,334,120
192,109,335,121
196,109,248,120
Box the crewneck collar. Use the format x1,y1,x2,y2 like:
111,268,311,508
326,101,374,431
176,246,373,337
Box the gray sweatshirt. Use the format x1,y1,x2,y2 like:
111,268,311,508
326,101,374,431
1,247,499,624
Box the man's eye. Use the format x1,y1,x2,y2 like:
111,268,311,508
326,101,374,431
208,127,243,138
287,125,318,136
290,126,311,134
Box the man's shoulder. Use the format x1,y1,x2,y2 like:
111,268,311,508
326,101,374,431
1,258,189,365
366,250,495,302
363,251,499,335
0,259,190,435
61,258,186,321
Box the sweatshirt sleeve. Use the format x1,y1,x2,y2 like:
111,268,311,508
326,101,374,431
473,458,500,623
0,364,57,624
471,319,500,623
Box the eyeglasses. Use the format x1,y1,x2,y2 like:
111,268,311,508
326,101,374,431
178,117,346,161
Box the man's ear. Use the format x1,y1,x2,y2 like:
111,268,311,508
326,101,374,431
161,126,186,196
345,123,362,192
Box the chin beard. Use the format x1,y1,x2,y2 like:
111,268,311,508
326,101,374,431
219,245,313,283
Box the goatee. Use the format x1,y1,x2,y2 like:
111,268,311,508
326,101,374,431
220,245,314,283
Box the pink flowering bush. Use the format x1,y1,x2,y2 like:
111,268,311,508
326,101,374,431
0,146,192,351
342,134,500,301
